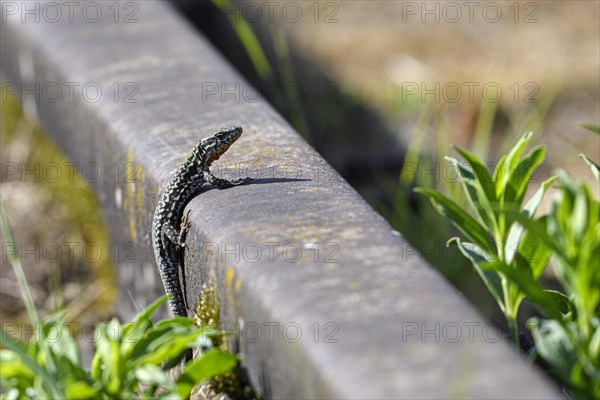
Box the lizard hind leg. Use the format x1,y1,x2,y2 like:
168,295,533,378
160,216,191,313
179,210,192,248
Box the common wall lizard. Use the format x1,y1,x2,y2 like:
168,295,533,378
152,126,252,319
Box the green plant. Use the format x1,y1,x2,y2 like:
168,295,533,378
415,131,556,347
414,130,599,398
519,171,599,398
1,297,237,399
0,199,237,399
502,124,599,398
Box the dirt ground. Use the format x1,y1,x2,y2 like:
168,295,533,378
277,0,599,183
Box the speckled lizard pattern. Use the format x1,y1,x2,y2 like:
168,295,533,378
152,126,252,318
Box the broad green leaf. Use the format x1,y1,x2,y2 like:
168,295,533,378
132,295,169,325
43,311,80,366
447,238,504,309
92,321,122,393
564,172,590,244
579,154,600,182
504,176,556,263
177,349,238,399
121,319,152,361
492,154,508,198
446,157,498,237
543,290,576,320
452,146,497,202
0,350,34,381
529,318,577,382
135,364,170,387
505,210,563,257
64,380,98,400
129,322,190,363
1,387,20,400
503,131,533,193
590,325,600,366
414,188,493,253
0,330,63,399
549,171,597,272
504,146,546,206
135,330,205,366
153,316,196,329
483,260,561,320
514,217,552,279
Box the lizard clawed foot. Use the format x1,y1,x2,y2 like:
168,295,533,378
230,177,253,186
181,210,192,229
178,210,192,250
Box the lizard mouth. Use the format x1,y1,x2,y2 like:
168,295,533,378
206,143,233,164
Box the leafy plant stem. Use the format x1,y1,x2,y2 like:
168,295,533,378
502,277,520,348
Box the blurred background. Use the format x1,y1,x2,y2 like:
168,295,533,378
1,0,599,338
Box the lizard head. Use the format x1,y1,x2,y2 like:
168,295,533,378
199,126,243,165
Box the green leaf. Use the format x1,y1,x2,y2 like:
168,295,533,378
504,176,556,263
120,319,151,362
120,295,170,360
590,325,600,366
134,364,170,387
447,238,504,309
153,316,196,329
134,329,205,366
0,330,63,399
502,131,534,195
1,387,20,400
446,156,498,237
452,145,497,202
579,122,600,135
132,295,169,325
177,349,238,399
571,180,589,244
0,349,35,384
529,318,577,382
414,188,493,253
44,311,80,366
543,290,576,320
579,154,600,182
483,260,561,320
64,380,98,400
505,210,563,257
514,217,552,279
504,146,546,206
492,154,508,198
92,320,122,394
128,321,190,364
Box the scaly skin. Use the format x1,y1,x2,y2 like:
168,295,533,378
152,126,252,318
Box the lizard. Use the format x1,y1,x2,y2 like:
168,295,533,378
152,126,252,322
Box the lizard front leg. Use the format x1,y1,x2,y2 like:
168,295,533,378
203,170,252,189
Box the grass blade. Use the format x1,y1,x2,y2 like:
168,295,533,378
0,197,39,325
